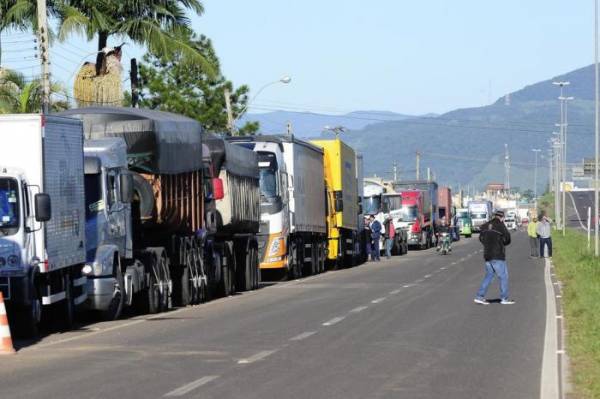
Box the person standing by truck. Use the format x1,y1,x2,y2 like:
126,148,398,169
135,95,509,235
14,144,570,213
383,214,395,259
537,215,553,258
369,216,382,261
474,210,514,305
527,216,539,258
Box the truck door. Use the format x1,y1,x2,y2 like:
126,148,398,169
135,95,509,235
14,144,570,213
105,169,127,248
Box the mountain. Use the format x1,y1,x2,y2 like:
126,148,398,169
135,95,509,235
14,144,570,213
339,64,596,193
237,110,416,138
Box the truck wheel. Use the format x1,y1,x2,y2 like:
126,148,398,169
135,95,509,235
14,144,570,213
137,251,161,314
178,266,191,307
222,245,235,296
251,245,260,290
101,267,124,321
155,251,171,312
13,300,41,338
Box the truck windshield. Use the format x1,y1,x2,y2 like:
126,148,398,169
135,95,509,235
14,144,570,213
471,213,487,219
363,196,381,215
257,152,278,199
399,205,418,221
457,211,469,218
0,178,19,233
386,195,402,210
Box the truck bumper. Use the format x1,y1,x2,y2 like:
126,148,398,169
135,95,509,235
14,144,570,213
0,275,31,306
84,275,116,311
407,233,421,245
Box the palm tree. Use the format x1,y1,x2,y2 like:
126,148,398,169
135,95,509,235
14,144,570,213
0,68,69,113
57,0,214,77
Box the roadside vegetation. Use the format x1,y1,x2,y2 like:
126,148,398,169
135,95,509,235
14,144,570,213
552,228,600,398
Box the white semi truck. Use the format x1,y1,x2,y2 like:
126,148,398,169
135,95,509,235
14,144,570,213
0,115,88,337
229,135,327,279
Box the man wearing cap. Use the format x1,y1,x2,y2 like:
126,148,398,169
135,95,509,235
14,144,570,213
474,210,515,305
527,216,539,258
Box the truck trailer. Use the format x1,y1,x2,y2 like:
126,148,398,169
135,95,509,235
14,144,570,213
59,107,261,319
310,138,360,268
0,115,88,336
228,135,327,279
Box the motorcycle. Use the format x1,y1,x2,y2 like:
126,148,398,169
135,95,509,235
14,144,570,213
437,232,452,255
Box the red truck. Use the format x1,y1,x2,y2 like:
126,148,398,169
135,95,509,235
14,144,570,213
395,190,435,249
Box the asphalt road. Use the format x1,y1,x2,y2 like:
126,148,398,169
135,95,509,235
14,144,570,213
2,232,546,399
565,190,593,230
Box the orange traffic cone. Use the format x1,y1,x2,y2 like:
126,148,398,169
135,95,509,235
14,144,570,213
0,292,15,355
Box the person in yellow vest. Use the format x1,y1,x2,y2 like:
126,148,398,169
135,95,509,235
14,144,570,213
527,216,539,258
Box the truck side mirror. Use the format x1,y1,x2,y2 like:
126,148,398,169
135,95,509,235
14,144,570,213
119,172,134,203
34,193,51,222
213,178,224,200
334,191,343,212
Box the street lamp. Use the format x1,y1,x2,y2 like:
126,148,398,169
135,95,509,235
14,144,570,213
229,75,292,134
323,125,347,138
532,149,541,208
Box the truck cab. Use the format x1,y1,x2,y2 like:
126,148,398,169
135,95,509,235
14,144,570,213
228,139,290,271
82,138,134,319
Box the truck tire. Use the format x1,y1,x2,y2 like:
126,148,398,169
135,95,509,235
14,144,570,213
177,266,191,307
235,240,253,291
132,173,155,220
287,239,301,280
251,244,260,290
100,266,125,321
136,252,161,314
222,244,235,296
13,301,41,339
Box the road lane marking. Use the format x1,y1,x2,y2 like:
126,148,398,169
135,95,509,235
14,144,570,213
164,376,219,397
290,331,317,341
415,279,424,283
540,257,560,399
556,315,563,319
440,267,448,270
322,316,345,326
403,284,413,288
350,306,368,313
389,289,401,295
238,350,277,364
424,274,432,279
556,295,562,298
371,297,386,304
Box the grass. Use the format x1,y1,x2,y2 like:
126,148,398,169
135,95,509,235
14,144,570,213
552,229,600,398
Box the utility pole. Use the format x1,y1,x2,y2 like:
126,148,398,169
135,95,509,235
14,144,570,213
594,0,600,256
553,139,562,229
561,95,574,236
393,161,398,181
504,144,511,192
553,80,570,231
416,151,421,180
224,88,235,136
427,167,431,182
532,149,541,208
130,58,139,108
36,0,50,114
287,121,292,135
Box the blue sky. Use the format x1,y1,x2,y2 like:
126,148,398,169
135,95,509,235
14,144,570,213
0,0,594,115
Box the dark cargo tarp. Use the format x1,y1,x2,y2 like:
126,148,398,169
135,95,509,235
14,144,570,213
204,135,259,179
56,107,203,174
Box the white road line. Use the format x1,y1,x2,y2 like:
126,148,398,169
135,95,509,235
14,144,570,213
164,376,219,397
350,305,368,313
424,274,432,279
415,279,424,283
289,331,317,341
389,289,401,295
403,284,413,288
440,267,447,270
556,295,562,298
322,316,345,326
238,350,278,364
555,315,563,319
371,297,386,304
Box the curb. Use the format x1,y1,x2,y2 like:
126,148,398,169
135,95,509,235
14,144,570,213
540,257,571,399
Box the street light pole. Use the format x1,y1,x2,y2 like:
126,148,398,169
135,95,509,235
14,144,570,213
532,149,541,208
553,81,570,230
559,96,574,236
230,76,291,135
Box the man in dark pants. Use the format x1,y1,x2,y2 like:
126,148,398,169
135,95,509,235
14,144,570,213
474,210,515,305
537,215,553,258
369,216,382,261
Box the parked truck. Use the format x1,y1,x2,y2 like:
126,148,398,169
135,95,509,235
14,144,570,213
0,115,88,336
363,178,408,256
60,107,261,320
393,180,439,249
468,200,493,232
228,135,327,279
310,138,360,268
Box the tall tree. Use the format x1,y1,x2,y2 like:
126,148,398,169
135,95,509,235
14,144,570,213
127,34,258,135
0,68,68,113
56,0,214,77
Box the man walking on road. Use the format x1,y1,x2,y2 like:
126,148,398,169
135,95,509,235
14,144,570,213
537,215,552,258
527,216,539,258
474,210,515,305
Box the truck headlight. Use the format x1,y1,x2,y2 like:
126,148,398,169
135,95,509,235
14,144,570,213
269,237,283,256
